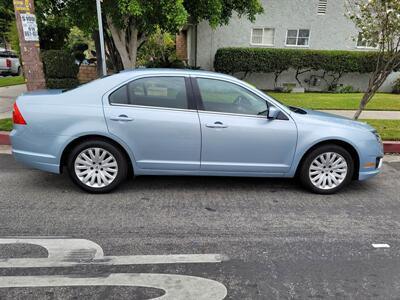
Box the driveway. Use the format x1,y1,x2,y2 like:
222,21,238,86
0,152,399,299
0,84,27,119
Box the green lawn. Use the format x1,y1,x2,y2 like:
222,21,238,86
269,92,400,111
361,119,400,141
0,76,25,88
0,117,399,140
0,118,12,131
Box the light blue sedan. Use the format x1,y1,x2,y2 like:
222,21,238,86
11,69,383,194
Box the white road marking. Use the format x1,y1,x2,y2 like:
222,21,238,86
0,273,228,300
0,254,226,268
0,237,104,260
372,243,390,249
0,237,229,299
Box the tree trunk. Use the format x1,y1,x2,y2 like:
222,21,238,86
106,17,142,70
354,68,393,119
92,30,103,77
354,92,372,120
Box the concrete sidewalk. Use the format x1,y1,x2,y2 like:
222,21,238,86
320,110,400,120
0,84,27,119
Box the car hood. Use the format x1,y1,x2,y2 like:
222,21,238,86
301,109,375,132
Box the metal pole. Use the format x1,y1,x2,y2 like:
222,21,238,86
96,0,107,76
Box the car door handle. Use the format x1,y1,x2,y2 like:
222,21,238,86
110,115,134,122
206,122,228,129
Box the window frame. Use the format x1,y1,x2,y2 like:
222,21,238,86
191,76,272,118
250,27,275,47
108,75,197,111
355,32,379,50
285,29,311,48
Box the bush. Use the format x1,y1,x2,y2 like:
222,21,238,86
393,77,400,94
214,48,382,90
214,48,378,75
42,50,79,89
42,50,79,79
337,85,355,93
46,78,80,89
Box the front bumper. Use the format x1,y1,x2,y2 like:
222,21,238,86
358,156,383,181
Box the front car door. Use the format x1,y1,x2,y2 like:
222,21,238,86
194,77,297,174
104,75,201,171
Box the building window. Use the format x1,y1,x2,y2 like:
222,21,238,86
251,28,275,46
317,0,328,15
356,32,378,49
286,29,310,47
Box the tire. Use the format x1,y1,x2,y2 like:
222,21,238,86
299,144,354,194
67,140,128,193
17,67,22,76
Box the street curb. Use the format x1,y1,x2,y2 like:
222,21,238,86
0,131,399,153
384,141,400,154
0,131,10,145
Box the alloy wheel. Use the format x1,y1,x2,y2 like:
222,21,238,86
308,152,348,190
74,147,119,188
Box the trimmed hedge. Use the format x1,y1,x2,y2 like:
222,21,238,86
46,78,80,89
42,50,79,89
214,48,379,75
214,48,392,91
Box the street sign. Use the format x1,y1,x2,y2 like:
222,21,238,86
20,14,39,42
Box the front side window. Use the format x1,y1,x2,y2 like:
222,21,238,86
197,78,268,116
109,77,188,109
286,29,310,46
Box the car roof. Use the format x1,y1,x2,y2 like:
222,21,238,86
118,68,236,79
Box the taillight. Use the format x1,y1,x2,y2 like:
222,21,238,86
6,59,11,68
13,102,27,125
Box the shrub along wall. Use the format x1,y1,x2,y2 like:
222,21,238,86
42,50,79,89
214,48,384,90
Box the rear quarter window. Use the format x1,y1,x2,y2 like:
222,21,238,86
109,85,129,105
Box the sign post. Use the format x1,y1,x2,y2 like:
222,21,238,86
13,0,46,91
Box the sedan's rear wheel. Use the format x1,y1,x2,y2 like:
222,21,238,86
299,144,354,194
68,140,128,193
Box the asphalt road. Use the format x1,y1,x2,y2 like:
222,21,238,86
0,153,399,299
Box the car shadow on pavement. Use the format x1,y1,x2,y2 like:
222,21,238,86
38,171,372,196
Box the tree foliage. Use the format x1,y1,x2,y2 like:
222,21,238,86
0,0,14,49
46,0,264,69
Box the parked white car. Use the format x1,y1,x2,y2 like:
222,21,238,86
0,51,21,76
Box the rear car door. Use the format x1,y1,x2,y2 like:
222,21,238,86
194,77,298,174
104,75,201,171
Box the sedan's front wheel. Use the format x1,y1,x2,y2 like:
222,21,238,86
67,140,128,193
299,144,354,194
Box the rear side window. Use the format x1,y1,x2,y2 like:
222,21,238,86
109,76,188,109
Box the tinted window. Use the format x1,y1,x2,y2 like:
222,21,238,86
197,78,267,115
109,77,188,109
109,85,129,105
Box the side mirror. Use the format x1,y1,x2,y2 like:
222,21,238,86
267,106,280,120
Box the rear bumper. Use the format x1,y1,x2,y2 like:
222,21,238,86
10,128,62,174
12,149,60,174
